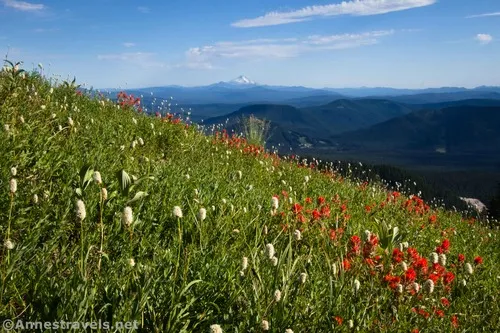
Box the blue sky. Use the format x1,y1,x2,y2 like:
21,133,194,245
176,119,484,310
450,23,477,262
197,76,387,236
0,0,499,89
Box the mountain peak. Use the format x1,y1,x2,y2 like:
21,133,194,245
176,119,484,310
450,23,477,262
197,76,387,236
229,75,256,85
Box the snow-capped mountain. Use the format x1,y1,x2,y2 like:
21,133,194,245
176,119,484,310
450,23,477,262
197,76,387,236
229,75,257,85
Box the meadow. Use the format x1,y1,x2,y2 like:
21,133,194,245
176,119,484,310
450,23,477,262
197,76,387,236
1,62,499,332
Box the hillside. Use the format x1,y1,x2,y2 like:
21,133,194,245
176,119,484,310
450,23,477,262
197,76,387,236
334,106,500,154
1,65,499,332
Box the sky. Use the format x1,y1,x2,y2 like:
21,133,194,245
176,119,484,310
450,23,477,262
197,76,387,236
0,0,499,89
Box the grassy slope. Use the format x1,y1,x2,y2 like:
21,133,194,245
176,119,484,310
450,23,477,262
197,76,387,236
0,68,499,332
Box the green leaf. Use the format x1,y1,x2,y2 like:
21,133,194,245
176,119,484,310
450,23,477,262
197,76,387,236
117,169,132,195
79,164,94,190
126,191,148,204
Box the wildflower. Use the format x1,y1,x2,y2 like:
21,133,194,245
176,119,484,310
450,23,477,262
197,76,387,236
4,124,9,132
423,279,434,294
237,170,242,179
300,272,307,284
58,125,63,131
222,198,227,204
412,282,420,293
128,258,136,267
348,320,354,328
68,117,74,126
332,263,337,275
461,279,467,287
285,330,294,333
451,315,459,328
19,115,25,124
122,206,133,226
93,171,102,185
271,256,278,266
132,118,137,125
198,208,207,221
233,229,240,234
441,297,451,307
138,137,144,146
101,188,108,201
242,257,248,271
266,243,275,259
32,194,39,204
401,262,408,271
9,178,17,194
294,229,302,241
51,113,57,119
173,206,183,218
474,256,483,265
396,283,403,294
465,263,474,275
439,254,447,266
430,252,439,264
261,320,269,331
4,239,14,250
304,175,310,183
458,253,465,263
210,324,223,333
404,268,417,282
75,200,86,221
353,279,361,293
10,167,17,176
41,105,46,110
274,289,281,302
271,196,279,209
131,140,137,149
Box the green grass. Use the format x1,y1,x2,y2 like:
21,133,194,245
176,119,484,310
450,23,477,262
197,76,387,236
0,63,499,332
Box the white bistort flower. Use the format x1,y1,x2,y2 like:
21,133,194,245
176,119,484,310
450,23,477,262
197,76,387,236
93,171,102,185
274,289,281,302
210,324,222,333
32,194,39,204
242,257,248,271
9,178,17,194
266,243,275,259
101,188,108,201
271,256,278,266
128,258,136,267
294,229,302,241
465,263,474,275
439,254,447,266
271,196,279,210
423,279,434,294
75,200,86,221
10,167,17,176
354,279,361,293
430,252,439,264
68,117,74,127
4,239,14,250
300,272,307,284
122,206,133,226
261,320,269,331
173,206,183,218
198,208,207,221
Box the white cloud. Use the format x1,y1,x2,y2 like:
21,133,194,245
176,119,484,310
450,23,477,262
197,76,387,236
182,30,394,69
232,0,436,28
137,6,150,13
467,12,500,18
475,34,493,45
123,42,136,48
97,52,166,68
2,0,44,11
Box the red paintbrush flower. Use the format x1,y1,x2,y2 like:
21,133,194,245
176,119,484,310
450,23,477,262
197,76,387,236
474,256,483,265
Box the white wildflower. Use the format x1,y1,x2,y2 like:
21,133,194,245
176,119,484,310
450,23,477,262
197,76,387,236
266,243,275,259
304,175,310,183
122,206,133,226
4,239,14,250
285,329,293,333
237,170,242,179
58,125,63,131
430,252,439,264
51,113,57,119
101,188,108,201
348,320,354,328
261,320,269,331
300,272,307,284
423,279,434,294
4,124,9,132
19,116,24,124
271,256,278,266
32,194,39,204
132,118,137,125
75,200,86,221
413,282,420,293
439,254,447,266
210,324,222,333
198,208,207,221
128,258,136,267
271,196,279,210
242,257,248,271
138,137,144,146
10,167,17,176
401,262,408,271
294,229,302,241
173,206,183,218
461,279,467,287
396,283,403,294
68,117,74,126
465,263,474,275
274,289,281,302
93,171,102,185
130,140,137,149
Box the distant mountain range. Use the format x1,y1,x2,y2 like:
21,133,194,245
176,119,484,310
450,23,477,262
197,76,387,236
102,76,500,105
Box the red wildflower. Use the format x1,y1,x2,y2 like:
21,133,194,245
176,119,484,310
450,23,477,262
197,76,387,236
434,309,445,318
443,271,455,285
441,239,450,253
342,258,351,271
329,229,337,241
429,273,440,284
441,297,451,307
404,268,417,282
411,329,420,333
451,315,459,328
334,316,343,326
305,197,312,204
320,205,331,218
458,254,465,263
474,256,483,265
312,209,321,220
392,248,404,263
365,205,372,213
429,214,437,224
317,196,325,206
292,203,303,214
